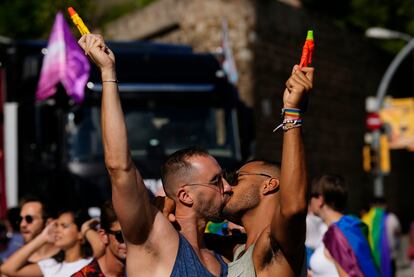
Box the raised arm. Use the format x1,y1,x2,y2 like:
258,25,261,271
271,65,314,258
78,34,156,244
0,221,56,277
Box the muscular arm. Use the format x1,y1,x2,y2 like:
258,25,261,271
101,68,154,243
79,35,167,245
271,66,314,259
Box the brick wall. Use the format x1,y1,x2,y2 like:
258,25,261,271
250,0,388,213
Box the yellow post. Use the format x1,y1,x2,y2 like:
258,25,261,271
363,145,372,173
379,134,391,174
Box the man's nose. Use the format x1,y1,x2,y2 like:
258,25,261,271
222,178,232,193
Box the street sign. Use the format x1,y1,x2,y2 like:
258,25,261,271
366,112,382,131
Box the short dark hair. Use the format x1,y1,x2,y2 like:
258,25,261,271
100,201,118,231
311,173,348,212
20,195,49,220
244,159,281,175
161,147,210,198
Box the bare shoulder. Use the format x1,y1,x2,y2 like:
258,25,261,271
125,212,179,275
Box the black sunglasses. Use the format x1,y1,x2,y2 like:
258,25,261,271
107,230,124,243
17,215,36,224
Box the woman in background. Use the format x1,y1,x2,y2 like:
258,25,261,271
1,209,93,277
308,174,378,277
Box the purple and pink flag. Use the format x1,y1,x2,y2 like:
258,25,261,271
36,12,90,103
323,215,379,277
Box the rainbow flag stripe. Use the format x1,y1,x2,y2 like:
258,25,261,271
324,215,379,277
362,207,392,277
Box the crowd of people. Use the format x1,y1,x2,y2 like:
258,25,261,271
0,33,408,277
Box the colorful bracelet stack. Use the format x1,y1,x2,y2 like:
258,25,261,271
273,108,303,132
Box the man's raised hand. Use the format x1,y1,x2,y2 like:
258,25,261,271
283,65,314,109
78,34,115,71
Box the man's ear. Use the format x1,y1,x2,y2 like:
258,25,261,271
98,229,109,245
177,187,194,206
315,195,325,209
263,178,280,195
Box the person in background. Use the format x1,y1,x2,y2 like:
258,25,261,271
309,174,378,277
0,207,24,263
18,196,60,263
0,221,8,265
72,201,126,277
305,205,327,269
408,221,414,269
1,209,93,277
362,198,400,277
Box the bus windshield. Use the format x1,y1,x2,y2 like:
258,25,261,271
65,105,239,163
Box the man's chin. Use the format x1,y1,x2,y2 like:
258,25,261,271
222,207,242,225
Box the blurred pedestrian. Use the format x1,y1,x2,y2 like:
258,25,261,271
305,206,327,269
309,174,378,277
362,198,400,277
17,196,60,263
1,209,93,277
408,221,414,269
0,207,24,263
72,201,126,276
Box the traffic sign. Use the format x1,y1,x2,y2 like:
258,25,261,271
366,113,382,131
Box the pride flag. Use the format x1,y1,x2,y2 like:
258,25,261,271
36,12,90,103
323,215,379,277
362,207,392,277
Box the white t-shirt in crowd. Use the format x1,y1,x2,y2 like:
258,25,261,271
305,213,328,250
386,212,401,259
309,244,339,277
38,257,93,277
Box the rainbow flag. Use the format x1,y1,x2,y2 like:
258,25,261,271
205,221,228,236
323,215,379,277
362,207,392,277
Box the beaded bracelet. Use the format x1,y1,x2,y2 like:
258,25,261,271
273,108,303,132
273,118,303,132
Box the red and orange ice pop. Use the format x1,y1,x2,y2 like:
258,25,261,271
299,30,314,68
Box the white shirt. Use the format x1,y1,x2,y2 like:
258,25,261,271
38,257,93,277
386,212,401,259
305,213,328,250
309,244,339,277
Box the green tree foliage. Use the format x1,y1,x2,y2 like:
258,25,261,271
301,0,414,53
0,0,93,39
0,0,157,39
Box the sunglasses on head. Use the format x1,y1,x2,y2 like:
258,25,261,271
107,229,124,243
17,215,36,224
226,171,273,186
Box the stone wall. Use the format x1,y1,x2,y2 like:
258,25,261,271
104,0,256,107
